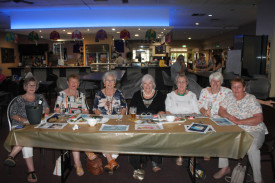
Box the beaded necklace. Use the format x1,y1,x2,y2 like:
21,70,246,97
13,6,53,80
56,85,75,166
177,89,187,96
143,89,155,98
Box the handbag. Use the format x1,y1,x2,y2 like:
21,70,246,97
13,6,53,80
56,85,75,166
225,163,246,183
53,156,61,176
86,157,104,175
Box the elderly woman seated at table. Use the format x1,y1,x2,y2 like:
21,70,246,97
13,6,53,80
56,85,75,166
54,74,89,176
198,72,231,117
129,74,166,181
92,71,127,175
214,77,267,183
165,74,199,166
4,77,49,183
166,74,199,115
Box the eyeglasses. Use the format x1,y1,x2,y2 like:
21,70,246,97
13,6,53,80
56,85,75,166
105,80,115,83
27,84,36,88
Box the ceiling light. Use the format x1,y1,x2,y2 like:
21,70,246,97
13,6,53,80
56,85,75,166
39,30,42,32
116,32,120,33
208,14,212,17
134,34,139,37
188,37,192,40
138,28,141,30
41,36,43,38
161,32,163,33
87,29,90,31
67,32,72,34
195,22,199,26
63,29,66,31
163,28,166,30
112,28,116,31
82,38,84,39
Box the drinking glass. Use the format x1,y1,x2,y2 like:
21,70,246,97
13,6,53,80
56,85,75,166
129,107,137,120
207,102,212,117
115,106,122,122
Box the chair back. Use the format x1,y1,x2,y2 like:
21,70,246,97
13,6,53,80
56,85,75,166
262,105,275,142
246,78,270,100
162,71,173,86
7,96,19,131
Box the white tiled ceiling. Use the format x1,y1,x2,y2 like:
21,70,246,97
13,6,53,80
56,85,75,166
0,0,260,40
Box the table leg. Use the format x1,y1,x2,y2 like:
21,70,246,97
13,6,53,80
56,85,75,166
61,150,72,183
187,157,197,183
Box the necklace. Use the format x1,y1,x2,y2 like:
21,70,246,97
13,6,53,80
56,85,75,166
177,90,187,96
143,89,154,97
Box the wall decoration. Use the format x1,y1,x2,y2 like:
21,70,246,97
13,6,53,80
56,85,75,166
1,48,15,63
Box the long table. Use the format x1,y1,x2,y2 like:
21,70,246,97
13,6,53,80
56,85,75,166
4,116,252,159
3,116,253,183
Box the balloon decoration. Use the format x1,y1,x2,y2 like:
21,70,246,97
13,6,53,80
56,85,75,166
28,31,39,45
5,32,17,43
95,29,107,42
50,31,60,40
145,29,156,40
120,29,130,40
72,30,82,40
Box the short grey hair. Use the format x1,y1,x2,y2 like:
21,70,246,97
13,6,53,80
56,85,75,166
209,72,223,83
140,74,156,89
175,74,189,85
102,71,117,83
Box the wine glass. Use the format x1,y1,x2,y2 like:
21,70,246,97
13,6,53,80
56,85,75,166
207,102,212,117
115,106,122,122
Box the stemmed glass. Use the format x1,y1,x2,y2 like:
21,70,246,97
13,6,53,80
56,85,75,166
115,106,122,122
207,102,212,117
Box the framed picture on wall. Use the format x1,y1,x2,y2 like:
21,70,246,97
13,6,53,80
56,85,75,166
1,48,15,63
155,45,166,54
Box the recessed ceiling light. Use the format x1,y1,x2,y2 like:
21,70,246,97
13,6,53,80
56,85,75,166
82,38,84,39
39,30,42,32
188,37,192,40
157,37,160,38
163,28,166,30
138,28,141,30
134,34,139,37
87,29,90,31
67,32,72,34
161,32,164,33
195,22,199,26
40,36,43,38
208,14,212,17
63,29,66,31
112,28,116,31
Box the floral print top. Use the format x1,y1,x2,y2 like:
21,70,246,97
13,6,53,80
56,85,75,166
198,87,231,116
221,92,268,134
93,89,127,115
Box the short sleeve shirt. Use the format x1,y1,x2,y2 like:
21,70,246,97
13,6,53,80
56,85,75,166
10,94,49,126
198,87,231,116
55,90,89,114
221,93,268,133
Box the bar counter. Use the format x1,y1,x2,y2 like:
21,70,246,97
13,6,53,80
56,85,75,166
9,66,92,81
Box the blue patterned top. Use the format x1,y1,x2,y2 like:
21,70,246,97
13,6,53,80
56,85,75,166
93,89,127,115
